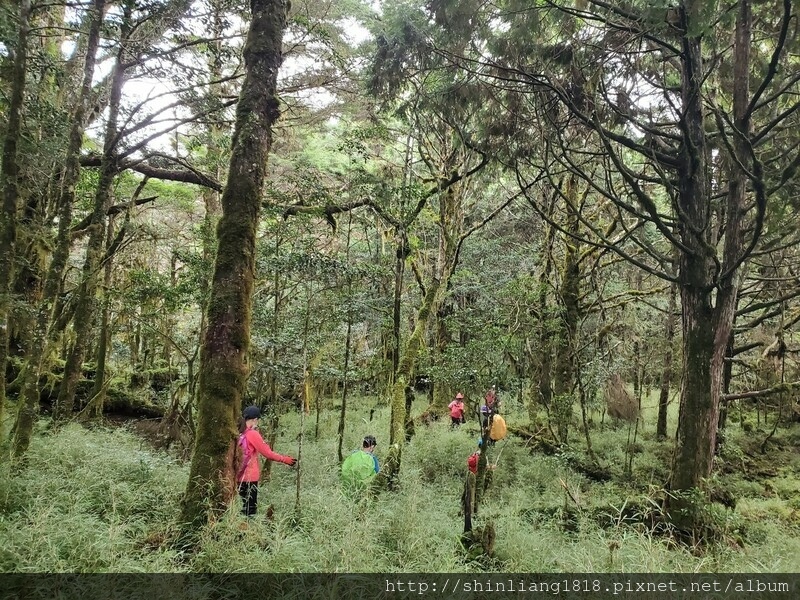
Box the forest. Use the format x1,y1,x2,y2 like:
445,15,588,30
0,0,799,577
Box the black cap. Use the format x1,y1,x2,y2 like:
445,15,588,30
243,405,261,420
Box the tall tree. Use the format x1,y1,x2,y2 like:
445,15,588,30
0,0,31,425
11,0,108,457
55,0,135,420
551,176,581,443
181,0,289,529
431,0,797,523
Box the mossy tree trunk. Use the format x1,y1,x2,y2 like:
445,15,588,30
430,176,464,416
529,194,557,427
83,214,118,420
669,1,754,522
54,3,131,421
378,159,474,485
669,19,716,502
83,205,131,421
9,4,68,369
431,299,453,414
657,280,677,440
553,177,581,444
390,232,406,377
11,0,106,458
0,0,32,426
180,0,288,529
192,0,226,418
378,277,443,488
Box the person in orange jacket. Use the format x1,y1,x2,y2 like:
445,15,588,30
237,405,297,517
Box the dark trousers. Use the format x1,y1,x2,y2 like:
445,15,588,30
238,481,258,517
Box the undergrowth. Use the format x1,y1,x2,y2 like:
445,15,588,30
0,398,798,573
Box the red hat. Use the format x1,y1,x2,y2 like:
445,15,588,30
455,392,464,399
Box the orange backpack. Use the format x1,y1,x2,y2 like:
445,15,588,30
489,415,507,441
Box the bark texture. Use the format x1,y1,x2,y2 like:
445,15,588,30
12,0,106,457
181,0,288,529
670,1,754,516
553,178,580,443
657,282,677,440
0,0,32,424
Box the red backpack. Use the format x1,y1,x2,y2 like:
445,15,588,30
236,431,253,479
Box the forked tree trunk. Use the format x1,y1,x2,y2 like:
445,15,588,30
12,0,106,458
431,177,463,415
180,0,288,529
55,6,129,420
380,167,467,484
669,1,752,523
379,278,443,488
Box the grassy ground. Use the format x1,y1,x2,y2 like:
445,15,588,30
0,395,798,573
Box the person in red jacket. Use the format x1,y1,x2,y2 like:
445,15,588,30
485,385,498,412
467,438,483,474
448,392,466,428
467,440,496,475
237,405,297,517
467,449,479,474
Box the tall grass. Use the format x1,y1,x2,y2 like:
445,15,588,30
0,424,185,572
0,397,798,573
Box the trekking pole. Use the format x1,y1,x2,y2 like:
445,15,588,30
295,280,312,518
295,386,305,517
491,438,509,468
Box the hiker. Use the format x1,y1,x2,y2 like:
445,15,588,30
467,440,497,474
485,385,498,412
481,386,499,431
467,450,479,474
481,396,504,447
480,403,490,428
237,405,297,517
341,435,379,490
482,385,499,420
449,393,466,428
467,440,482,474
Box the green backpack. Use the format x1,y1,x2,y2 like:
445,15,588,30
341,450,376,488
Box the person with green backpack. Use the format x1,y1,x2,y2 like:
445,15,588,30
341,435,379,490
